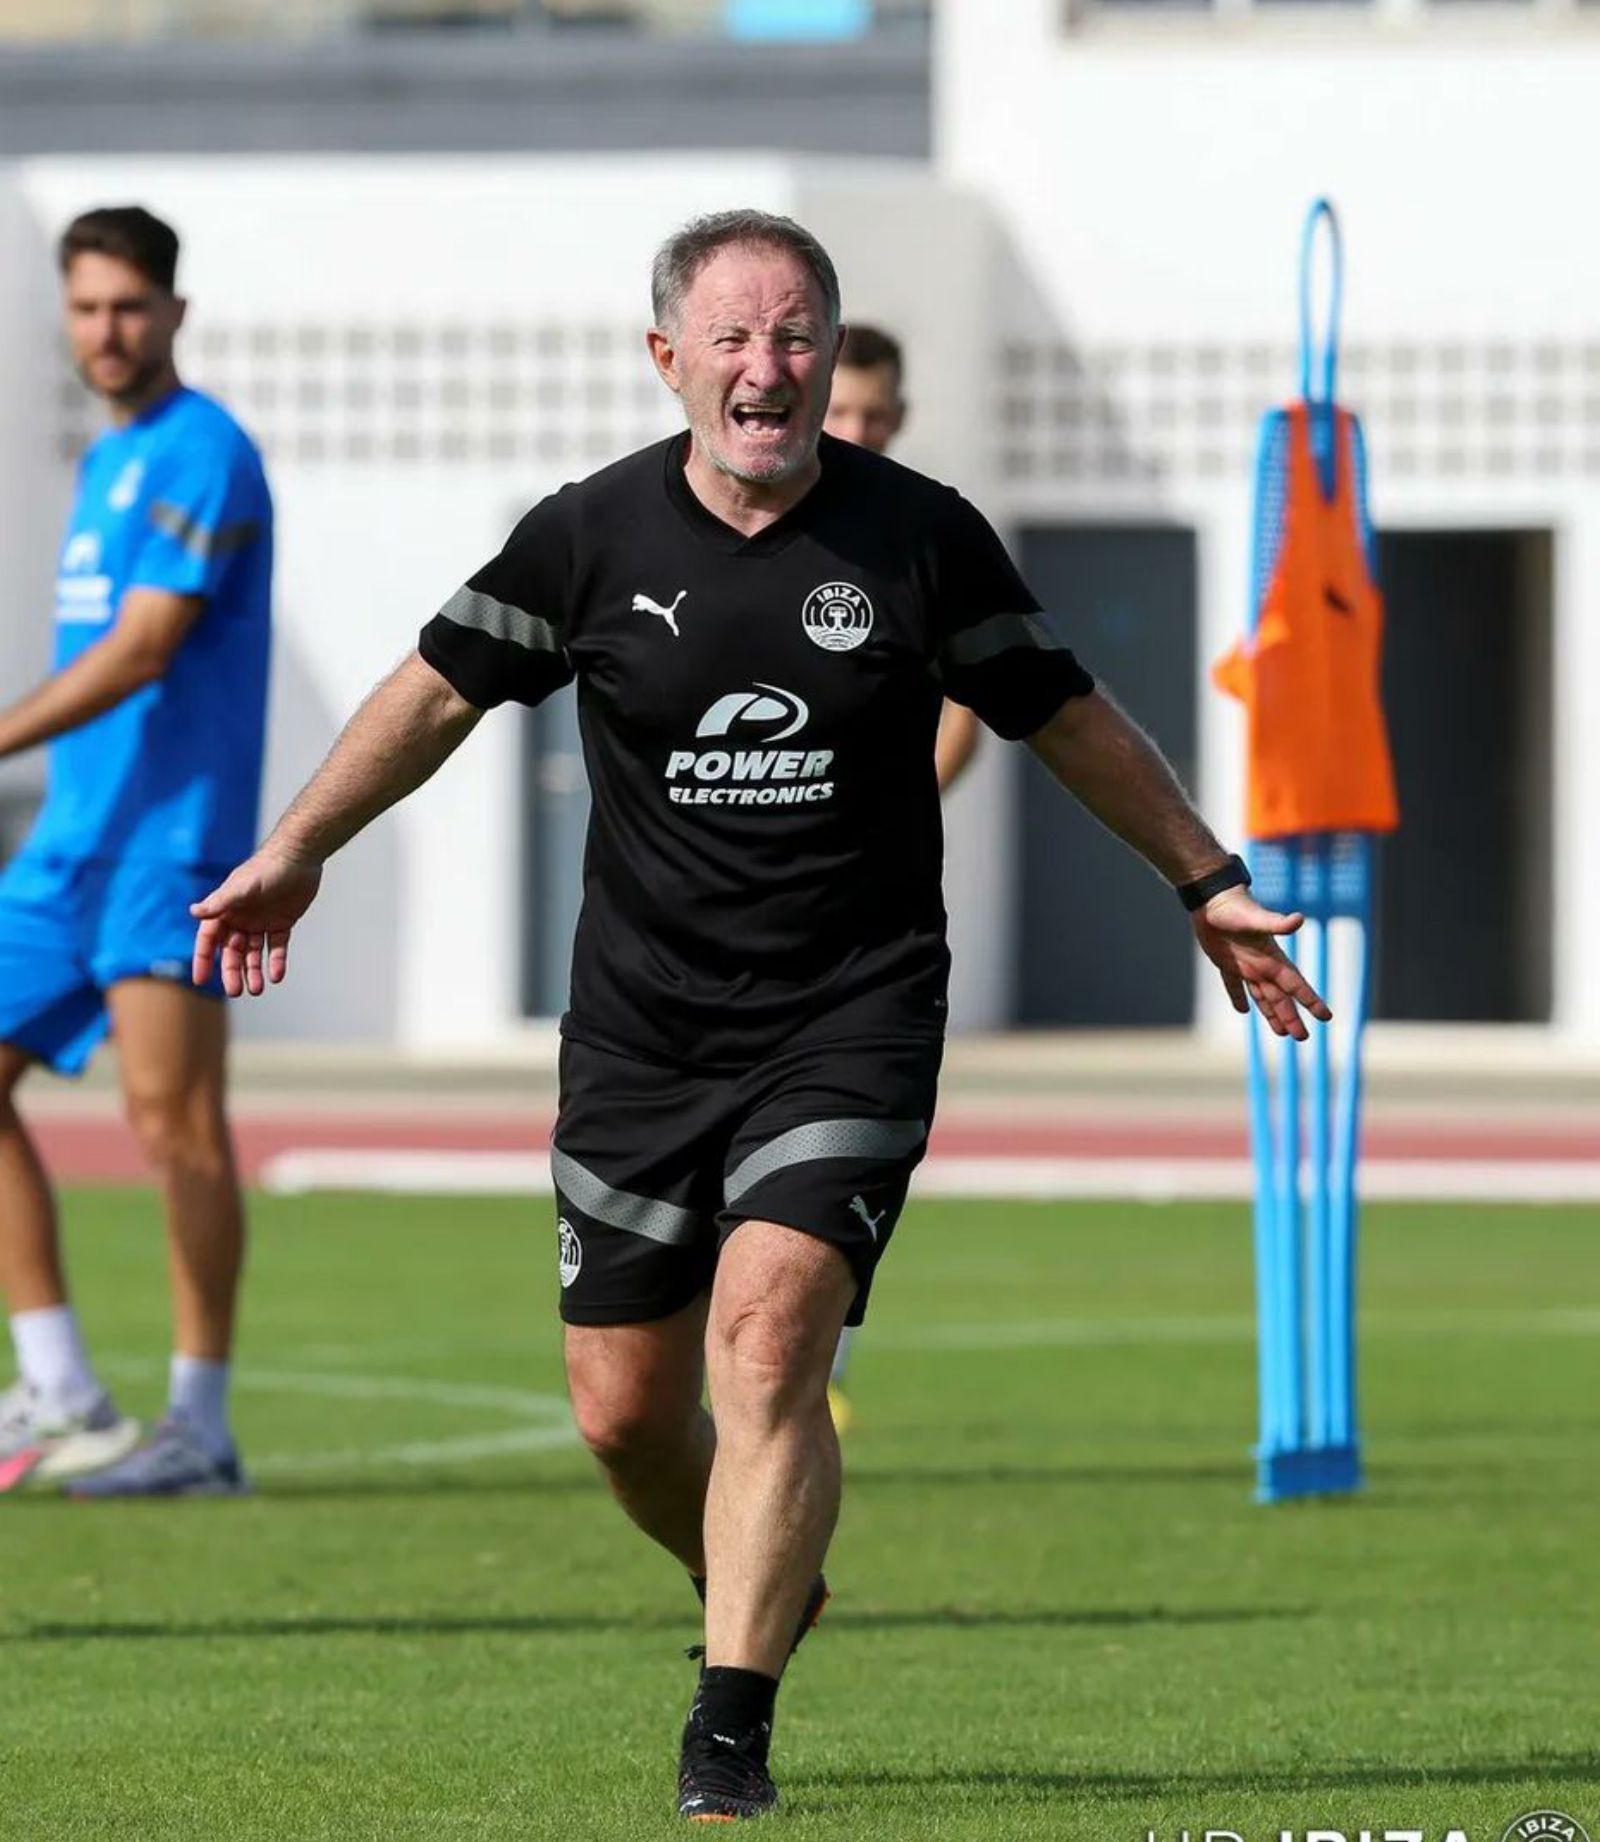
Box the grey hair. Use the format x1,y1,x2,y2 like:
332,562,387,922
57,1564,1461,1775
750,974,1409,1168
650,209,842,333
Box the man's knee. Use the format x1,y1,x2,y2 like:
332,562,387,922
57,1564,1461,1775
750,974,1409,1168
707,1295,833,1423
122,1087,230,1179
708,1225,852,1417
566,1337,699,1470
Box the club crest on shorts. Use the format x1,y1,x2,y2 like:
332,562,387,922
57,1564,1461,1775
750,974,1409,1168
557,1217,582,1288
802,581,873,653
1502,1814,1593,1842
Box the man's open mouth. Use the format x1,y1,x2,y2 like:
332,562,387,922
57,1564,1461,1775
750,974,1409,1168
731,405,793,434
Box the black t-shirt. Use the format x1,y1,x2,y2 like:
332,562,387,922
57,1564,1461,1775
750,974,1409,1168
419,432,1094,1068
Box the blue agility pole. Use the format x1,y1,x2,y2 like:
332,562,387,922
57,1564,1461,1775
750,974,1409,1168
1215,200,1400,1503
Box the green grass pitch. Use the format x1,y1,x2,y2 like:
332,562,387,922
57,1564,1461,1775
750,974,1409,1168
0,1189,1595,1840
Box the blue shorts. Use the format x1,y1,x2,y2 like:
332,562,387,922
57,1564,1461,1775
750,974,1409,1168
0,852,225,1076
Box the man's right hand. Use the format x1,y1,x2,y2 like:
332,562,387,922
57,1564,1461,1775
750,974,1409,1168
191,848,324,997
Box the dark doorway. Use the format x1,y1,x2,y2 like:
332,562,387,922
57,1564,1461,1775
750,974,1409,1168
1014,524,1199,1026
521,687,589,1020
1373,529,1552,1022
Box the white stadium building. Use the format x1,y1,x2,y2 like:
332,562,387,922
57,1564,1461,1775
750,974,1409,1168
1,0,1596,1057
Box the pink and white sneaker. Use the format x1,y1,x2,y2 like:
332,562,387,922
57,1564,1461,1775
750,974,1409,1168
0,1381,142,1493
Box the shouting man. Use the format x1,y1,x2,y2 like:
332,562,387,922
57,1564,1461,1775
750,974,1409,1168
192,210,1325,1820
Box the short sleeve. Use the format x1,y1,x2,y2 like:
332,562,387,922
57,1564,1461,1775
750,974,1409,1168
127,445,268,600
418,491,578,711
931,492,1094,740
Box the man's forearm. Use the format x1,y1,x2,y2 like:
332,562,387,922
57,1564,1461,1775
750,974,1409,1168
1028,689,1229,887
934,701,980,793
268,651,482,865
0,636,162,759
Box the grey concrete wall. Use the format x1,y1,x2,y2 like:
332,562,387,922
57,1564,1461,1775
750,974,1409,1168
0,33,928,156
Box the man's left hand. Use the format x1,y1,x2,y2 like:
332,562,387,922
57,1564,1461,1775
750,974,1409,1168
1191,887,1333,1040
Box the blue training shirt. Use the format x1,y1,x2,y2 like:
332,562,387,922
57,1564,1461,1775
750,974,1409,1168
29,386,273,869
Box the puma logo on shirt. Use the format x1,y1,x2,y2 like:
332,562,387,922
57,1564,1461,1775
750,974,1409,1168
633,589,687,637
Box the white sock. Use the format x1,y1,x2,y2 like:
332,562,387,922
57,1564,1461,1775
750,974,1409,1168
830,1326,857,1388
11,1305,103,1415
168,1354,233,1460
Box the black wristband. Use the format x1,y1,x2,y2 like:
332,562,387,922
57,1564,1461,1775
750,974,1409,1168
1176,853,1251,913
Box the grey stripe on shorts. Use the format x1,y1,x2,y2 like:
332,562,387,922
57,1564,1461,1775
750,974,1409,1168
550,1148,700,1246
723,1117,927,1208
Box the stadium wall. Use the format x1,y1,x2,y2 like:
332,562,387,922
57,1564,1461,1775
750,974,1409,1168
938,0,1600,1049
0,155,1007,1049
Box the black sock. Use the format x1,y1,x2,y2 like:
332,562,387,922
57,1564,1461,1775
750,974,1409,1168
694,1666,778,1760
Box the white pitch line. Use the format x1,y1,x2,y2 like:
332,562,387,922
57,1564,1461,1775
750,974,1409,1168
263,1150,549,1196
99,1357,567,1419
865,1307,1600,1354
250,1425,579,1475
96,1357,579,1473
258,1148,1600,1206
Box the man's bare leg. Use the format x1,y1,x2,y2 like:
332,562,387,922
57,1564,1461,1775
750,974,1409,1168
564,1293,714,1574
0,1043,134,1485
702,1220,854,1677
74,977,252,1486
109,980,243,1368
0,1044,66,1316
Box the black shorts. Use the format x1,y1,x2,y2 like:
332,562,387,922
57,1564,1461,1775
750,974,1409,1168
550,1033,943,1329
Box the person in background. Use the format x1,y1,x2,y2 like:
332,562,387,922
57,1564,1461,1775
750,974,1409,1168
0,205,272,1498
822,321,978,1431
825,322,979,795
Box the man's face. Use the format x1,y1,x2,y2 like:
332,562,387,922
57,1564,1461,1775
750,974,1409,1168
825,360,904,455
648,243,838,487
63,251,184,405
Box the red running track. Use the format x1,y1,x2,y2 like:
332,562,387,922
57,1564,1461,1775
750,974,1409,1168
26,1107,1600,1185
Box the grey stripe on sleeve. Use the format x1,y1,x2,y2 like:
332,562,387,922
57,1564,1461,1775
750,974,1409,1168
149,502,261,563
436,584,561,655
724,1117,927,1207
943,612,1063,667
550,1148,701,1246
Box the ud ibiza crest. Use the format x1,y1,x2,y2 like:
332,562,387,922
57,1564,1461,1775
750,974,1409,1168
557,1218,582,1289
802,581,873,653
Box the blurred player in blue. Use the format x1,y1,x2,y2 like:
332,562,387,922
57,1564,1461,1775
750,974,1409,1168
822,322,977,1432
0,206,272,1496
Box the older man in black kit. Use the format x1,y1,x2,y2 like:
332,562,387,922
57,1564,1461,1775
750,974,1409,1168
193,209,1328,1823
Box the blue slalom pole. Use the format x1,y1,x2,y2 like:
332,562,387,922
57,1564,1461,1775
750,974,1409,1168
1308,840,1333,1449
1328,837,1373,1462
1273,840,1304,1461
1234,200,1386,1503
1245,970,1279,1461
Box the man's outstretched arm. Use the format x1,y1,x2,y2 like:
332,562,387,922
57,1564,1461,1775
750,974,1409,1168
192,650,481,997
0,589,202,759
1027,689,1332,1040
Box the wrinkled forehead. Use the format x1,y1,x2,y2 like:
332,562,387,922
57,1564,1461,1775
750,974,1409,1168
679,242,830,332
